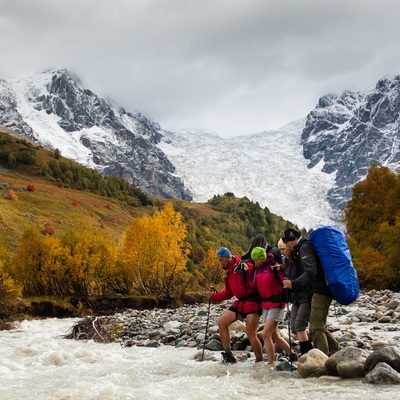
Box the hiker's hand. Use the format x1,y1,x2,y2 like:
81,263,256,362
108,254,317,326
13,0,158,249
234,262,247,276
283,278,292,289
271,263,280,271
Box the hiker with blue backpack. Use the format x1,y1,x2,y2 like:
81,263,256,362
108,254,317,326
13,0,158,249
278,238,313,356
281,228,341,356
210,246,264,364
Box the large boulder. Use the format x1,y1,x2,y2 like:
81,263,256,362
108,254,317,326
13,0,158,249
364,362,400,384
297,348,330,377
364,345,400,374
325,346,371,378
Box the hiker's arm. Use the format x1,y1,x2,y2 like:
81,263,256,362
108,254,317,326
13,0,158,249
211,279,234,302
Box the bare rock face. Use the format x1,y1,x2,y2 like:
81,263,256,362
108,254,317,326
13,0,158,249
0,70,192,202
301,75,400,220
325,346,371,378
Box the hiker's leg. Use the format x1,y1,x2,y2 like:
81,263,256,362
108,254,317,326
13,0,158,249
262,319,278,363
309,293,330,355
326,330,340,354
245,313,263,361
218,309,237,351
272,326,290,355
295,302,312,354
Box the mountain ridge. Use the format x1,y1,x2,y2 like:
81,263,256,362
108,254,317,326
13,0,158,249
2,69,400,229
0,69,192,201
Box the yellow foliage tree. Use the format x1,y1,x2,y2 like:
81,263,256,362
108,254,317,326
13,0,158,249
197,248,224,290
0,243,22,315
12,229,47,295
61,228,118,297
11,229,69,296
344,164,400,290
120,202,190,298
11,227,117,297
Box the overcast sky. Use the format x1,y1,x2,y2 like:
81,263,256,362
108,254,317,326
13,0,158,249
1,0,400,137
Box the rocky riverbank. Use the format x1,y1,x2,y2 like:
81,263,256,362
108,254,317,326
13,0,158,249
65,289,400,384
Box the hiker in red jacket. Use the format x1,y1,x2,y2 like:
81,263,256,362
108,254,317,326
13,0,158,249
251,246,293,365
211,246,263,364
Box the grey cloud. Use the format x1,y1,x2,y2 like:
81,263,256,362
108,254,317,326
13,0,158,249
1,0,400,136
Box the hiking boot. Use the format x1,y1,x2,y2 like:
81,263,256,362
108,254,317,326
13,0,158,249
278,353,298,362
221,351,237,364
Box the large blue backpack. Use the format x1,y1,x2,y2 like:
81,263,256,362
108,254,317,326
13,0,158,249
309,226,359,305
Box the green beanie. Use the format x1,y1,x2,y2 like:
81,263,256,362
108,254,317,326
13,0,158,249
251,246,267,260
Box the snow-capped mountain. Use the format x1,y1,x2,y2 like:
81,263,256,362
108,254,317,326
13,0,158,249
1,69,400,230
0,69,192,201
158,121,335,229
302,77,400,216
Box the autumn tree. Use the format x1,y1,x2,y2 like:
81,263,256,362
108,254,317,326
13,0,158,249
60,228,118,297
11,229,48,295
120,202,190,298
0,243,22,315
343,164,400,290
11,228,117,297
11,229,69,296
196,248,224,290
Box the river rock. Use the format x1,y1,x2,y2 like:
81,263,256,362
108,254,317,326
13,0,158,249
325,346,370,378
364,345,400,373
297,348,330,377
364,362,400,384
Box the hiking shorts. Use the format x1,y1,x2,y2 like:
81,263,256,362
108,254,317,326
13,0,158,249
262,307,285,323
230,299,262,318
290,302,311,334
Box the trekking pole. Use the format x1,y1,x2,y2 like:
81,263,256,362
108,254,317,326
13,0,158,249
285,290,293,372
201,287,213,361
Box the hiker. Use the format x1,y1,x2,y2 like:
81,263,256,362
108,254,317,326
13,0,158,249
251,246,293,365
241,233,267,260
278,238,313,356
282,228,340,356
210,246,264,364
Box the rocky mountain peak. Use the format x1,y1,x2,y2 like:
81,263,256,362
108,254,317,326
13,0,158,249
301,75,400,218
0,69,192,201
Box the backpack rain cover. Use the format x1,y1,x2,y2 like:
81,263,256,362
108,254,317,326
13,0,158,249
309,226,359,305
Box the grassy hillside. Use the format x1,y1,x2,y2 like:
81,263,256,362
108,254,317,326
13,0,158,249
0,126,224,254
0,167,142,251
0,125,300,262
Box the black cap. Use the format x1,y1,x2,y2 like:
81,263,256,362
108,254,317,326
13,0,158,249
281,228,301,243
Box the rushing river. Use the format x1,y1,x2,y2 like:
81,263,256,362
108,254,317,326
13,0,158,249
0,318,398,400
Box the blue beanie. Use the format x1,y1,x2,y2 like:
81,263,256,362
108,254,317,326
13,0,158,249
217,247,232,258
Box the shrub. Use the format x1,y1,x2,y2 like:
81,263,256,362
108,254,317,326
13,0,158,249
26,184,36,192
8,190,18,201
43,226,56,235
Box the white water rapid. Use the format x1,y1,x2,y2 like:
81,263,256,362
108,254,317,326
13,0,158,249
0,318,398,400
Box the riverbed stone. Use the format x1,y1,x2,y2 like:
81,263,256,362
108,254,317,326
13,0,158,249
364,362,400,384
364,345,400,374
297,348,329,377
326,346,370,378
